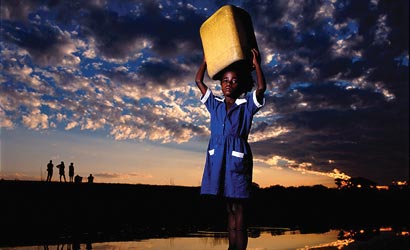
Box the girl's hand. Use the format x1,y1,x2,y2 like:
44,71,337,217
251,48,267,102
251,48,261,68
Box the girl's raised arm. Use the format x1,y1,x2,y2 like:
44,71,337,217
195,58,208,96
251,49,267,103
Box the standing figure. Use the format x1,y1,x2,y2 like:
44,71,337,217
69,162,75,182
56,161,66,182
46,160,54,182
87,174,94,183
195,49,266,250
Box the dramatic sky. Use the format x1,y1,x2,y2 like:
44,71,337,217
1,0,408,187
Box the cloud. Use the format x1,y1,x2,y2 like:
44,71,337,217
0,0,41,22
65,121,78,130
251,102,408,184
105,85,210,143
93,171,153,180
22,109,49,130
70,0,204,62
0,109,14,129
240,0,408,184
0,0,408,185
2,21,78,67
0,172,36,181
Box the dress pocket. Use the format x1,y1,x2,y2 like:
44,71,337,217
231,150,246,173
232,151,244,158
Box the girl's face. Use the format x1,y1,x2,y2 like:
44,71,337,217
221,71,241,98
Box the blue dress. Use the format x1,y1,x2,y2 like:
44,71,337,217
200,88,265,199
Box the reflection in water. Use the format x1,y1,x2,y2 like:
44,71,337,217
0,227,408,250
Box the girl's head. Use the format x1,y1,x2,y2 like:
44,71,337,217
218,63,254,98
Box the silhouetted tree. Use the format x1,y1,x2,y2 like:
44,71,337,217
335,178,343,189
252,182,260,190
312,184,328,190
347,177,377,189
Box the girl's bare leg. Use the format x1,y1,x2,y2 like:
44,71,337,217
226,200,248,250
227,201,236,249
226,201,236,230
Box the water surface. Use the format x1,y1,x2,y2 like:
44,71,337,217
1,227,408,250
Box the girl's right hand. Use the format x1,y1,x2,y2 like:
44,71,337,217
251,48,261,68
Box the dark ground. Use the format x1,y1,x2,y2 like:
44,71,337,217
0,180,408,248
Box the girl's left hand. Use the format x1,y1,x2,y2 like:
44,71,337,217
251,48,261,68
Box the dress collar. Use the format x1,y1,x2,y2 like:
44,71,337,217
235,98,247,105
216,96,247,106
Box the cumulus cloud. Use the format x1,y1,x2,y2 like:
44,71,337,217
0,109,14,129
22,109,49,130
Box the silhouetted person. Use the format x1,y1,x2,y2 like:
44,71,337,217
46,160,54,182
72,241,80,250
56,161,66,182
69,162,75,182
87,174,94,183
74,174,82,183
86,241,92,250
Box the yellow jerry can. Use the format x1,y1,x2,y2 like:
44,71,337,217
200,5,259,80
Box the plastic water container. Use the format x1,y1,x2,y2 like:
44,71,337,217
200,5,259,80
